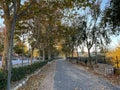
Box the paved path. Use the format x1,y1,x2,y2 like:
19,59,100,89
17,59,120,90
54,59,120,90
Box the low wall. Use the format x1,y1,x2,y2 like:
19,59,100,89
94,63,114,76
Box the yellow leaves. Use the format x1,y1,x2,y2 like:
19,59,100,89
106,45,120,68
33,49,39,57
24,45,28,53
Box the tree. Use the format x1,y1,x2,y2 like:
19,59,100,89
30,1,63,61
75,1,110,66
0,27,4,54
0,0,33,71
103,0,120,30
30,42,35,64
0,0,35,89
106,42,120,68
13,41,25,55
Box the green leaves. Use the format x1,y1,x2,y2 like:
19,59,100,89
13,41,26,55
103,0,120,30
0,71,7,90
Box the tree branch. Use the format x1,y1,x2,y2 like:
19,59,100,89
17,0,35,19
16,0,21,12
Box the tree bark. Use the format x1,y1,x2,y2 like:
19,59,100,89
48,49,51,60
72,48,74,58
88,48,92,66
42,48,45,61
65,52,67,60
38,46,41,61
76,47,79,57
95,43,97,64
2,21,12,71
7,9,16,90
2,1,17,89
76,47,79,63
30,47,34,64
7,20,16,90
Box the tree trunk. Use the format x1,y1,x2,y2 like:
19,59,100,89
39,50,41,61
2,21,12,71
88,48,92,66
2,31,8,71
95,51,97,64
30,47,34,64
95,43,97,64
48,50,51,60
76,47,79,63
38,46,41,61
42,48,45,61
72,48,74,58
76,47,79,57
5,14,16,90
7,21,16,90
65,52,67,60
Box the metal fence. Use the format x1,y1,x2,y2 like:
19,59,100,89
66,55,120,66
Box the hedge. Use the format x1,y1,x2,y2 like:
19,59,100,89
0,59,52,90
0,72,7,90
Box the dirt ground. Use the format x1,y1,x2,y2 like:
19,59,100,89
17,61,56,90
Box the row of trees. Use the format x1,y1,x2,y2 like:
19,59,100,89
60,1,109,65
0,0,94,89
0,0,119,89
61,0,120,65
0,0,119,70
0,28,27,54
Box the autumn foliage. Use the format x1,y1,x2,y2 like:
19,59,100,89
106,44,120,68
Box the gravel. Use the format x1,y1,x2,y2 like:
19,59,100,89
54,59,120,90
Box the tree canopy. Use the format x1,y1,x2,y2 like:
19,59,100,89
103,0,120,31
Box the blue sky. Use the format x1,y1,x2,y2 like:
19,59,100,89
0,19,4,27
100,0,109,10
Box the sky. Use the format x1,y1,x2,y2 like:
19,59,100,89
0,19,4,27
100,0,109,10
0,0,120,51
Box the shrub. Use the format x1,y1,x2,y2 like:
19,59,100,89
0,72,7,90
11,67,26,81
0,59,53,89
11,60,49,81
